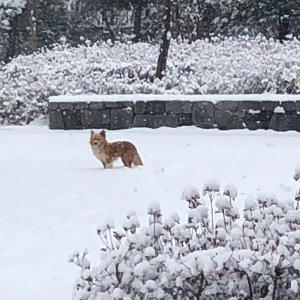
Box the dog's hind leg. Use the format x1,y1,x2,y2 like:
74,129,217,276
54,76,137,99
132,152,143,166
121,154,132,168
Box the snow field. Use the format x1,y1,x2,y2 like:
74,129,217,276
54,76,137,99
1,125,300,299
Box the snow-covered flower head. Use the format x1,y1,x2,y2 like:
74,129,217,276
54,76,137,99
293,165,300,181
215,196,231,212
223,184,238,200
147,201,161,216
182,186,202,208
203,179,220,195
244,196,257,211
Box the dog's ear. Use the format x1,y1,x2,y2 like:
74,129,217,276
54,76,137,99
90,130,95,135
100,130,106,138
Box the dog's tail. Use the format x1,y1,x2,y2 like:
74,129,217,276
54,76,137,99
133,152,143,166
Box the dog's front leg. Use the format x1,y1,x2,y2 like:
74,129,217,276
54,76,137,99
101,161,107,169
101,161,113,169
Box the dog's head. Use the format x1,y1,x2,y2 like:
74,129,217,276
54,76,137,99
90,130,106,146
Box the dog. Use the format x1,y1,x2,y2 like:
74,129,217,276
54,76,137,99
89,130,143,169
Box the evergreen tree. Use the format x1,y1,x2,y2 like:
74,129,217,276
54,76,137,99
0,1,26,61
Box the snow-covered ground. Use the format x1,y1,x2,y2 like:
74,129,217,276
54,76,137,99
1,124,300,300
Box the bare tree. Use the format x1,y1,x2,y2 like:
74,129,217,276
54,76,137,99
132,0,146,42
27,0,39,52
155,0,172,79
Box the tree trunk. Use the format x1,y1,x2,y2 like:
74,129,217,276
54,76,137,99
174,1,181,39
27,0,39,53
272,275,278,300
278,11,290,43
132,1,143,42
7,14,19,61
156,0,172,80
101,9,115,44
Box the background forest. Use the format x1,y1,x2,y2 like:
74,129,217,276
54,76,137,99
1,0,300,63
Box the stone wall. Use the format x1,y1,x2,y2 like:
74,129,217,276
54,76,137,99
49,99,300,131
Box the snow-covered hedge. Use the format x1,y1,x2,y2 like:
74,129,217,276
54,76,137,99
70,175,300,300
2,35,300,124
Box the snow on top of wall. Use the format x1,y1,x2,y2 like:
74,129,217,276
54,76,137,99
49,93,300,103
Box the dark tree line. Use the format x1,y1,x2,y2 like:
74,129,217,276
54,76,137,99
1,0,300,77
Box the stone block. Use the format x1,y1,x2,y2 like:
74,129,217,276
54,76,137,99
269,114,291,131
230,116,244,129
245,120,263,131
255,111,273,129
176,113,192,126
81,109,110,129
103,101,123,109
122,101,134,109
282,101,296,112
295,101,300,112
133,114,177,128
215,110,233,129
104,101,134,109
134,101,146,114
110,108,133,130
166,101,192,114
145,101,166,115
239,101,261,111
232,109,246,118
89,102,105,110
192,101,214,128
215,101,239,112
59,102,73,110
49,110,64,129
63,110,82,130
49,102,59,110
160,114,177,128
245,112,261,122
259,110,274,122
74,102,89,110
291,114,300,132
133,115,154,128
261,101,280,111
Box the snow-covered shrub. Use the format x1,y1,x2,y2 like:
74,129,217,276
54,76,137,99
2,35,300,124
70,177,300,300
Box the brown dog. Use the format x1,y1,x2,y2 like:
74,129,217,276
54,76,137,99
90,130,143,169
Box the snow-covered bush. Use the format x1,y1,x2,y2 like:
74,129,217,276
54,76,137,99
2,35,300,124
70,177,300,300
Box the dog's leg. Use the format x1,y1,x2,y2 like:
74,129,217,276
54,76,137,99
121,154,132,168
101,161,108,169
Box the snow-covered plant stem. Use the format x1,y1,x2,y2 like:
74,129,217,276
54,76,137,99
234,268,253,300
148,202,163,253
221,209,228,233
108,227,115,250
209,192,215,229
203,180,220,230
293,167,300,209
152,211,161,252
